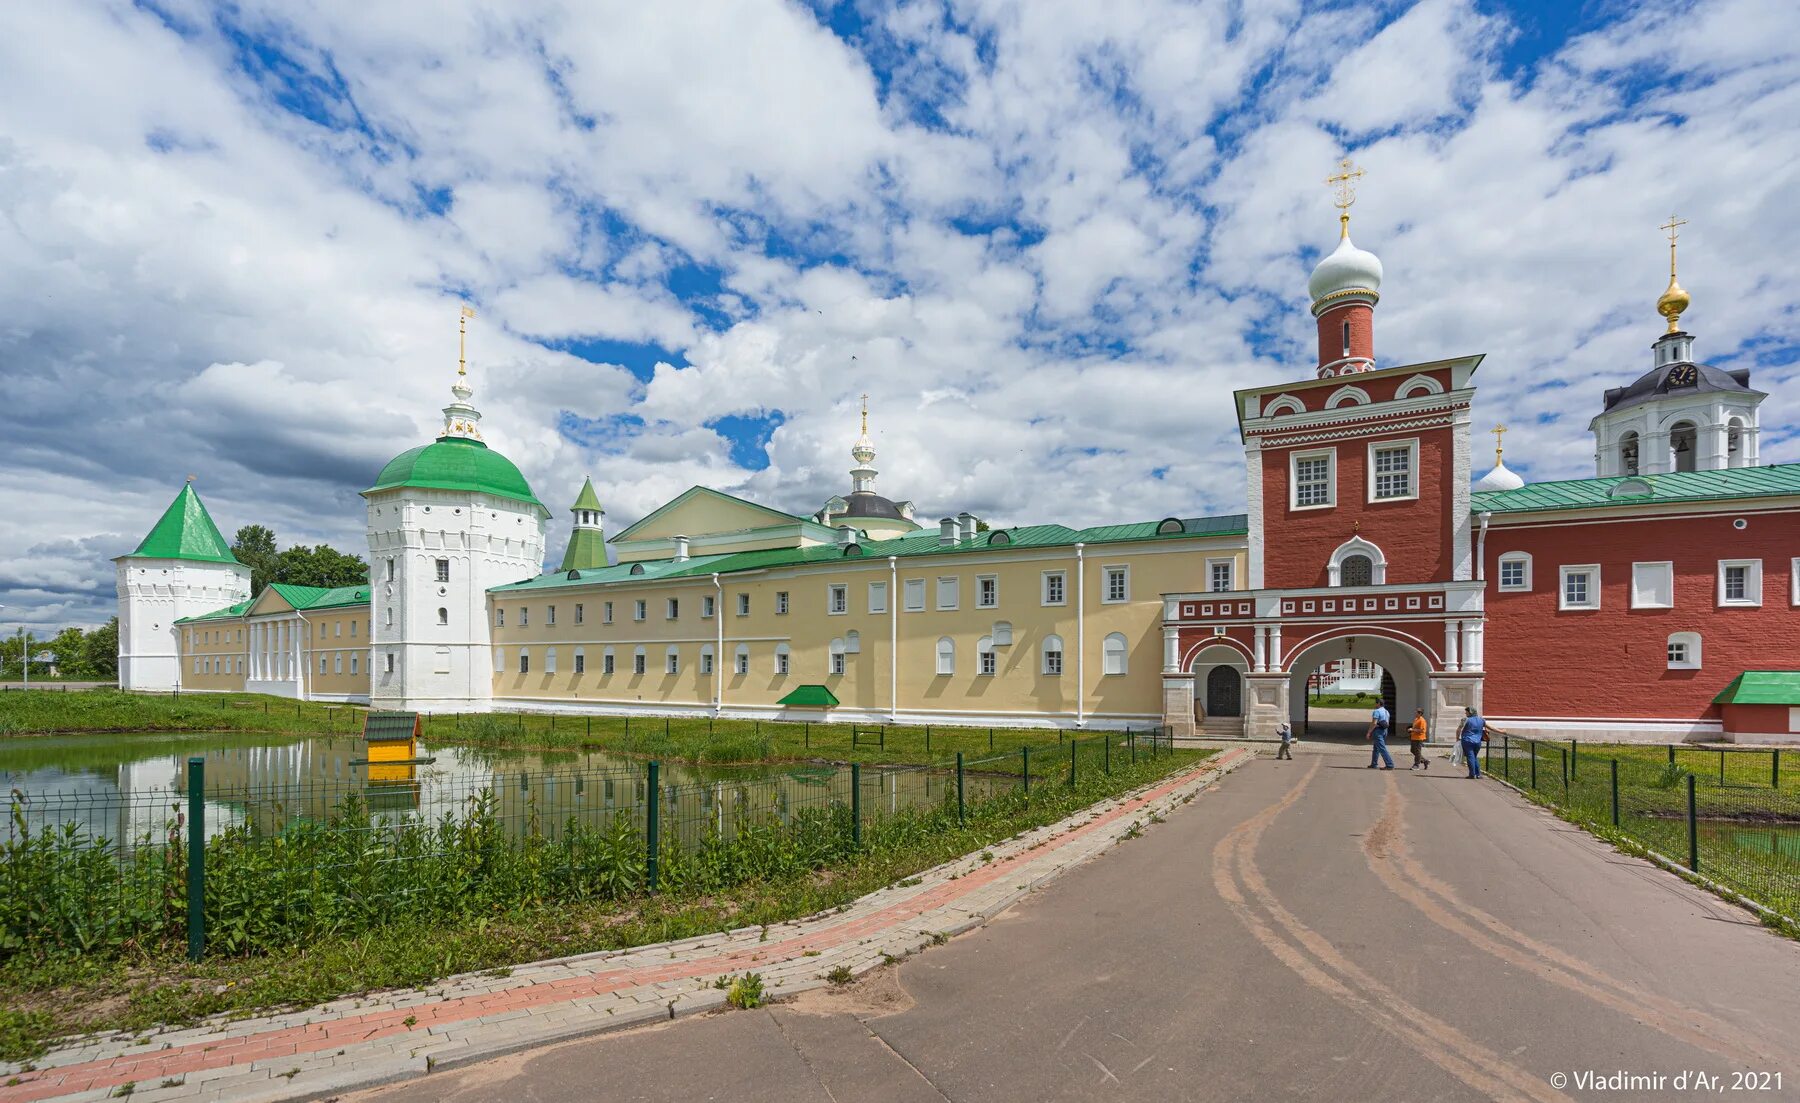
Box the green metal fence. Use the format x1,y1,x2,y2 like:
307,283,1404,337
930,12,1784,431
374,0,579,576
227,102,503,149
2,728,1174,962
1492,735,1800,922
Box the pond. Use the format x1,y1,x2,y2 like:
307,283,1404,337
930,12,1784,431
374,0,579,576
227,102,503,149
0,732,1013,851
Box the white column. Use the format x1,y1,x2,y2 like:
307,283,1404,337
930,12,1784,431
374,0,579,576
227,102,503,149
1444,620,1461,672
1253,626,1267,672
1162,625,1180,673
252,624,262,680
1267,624,1282,671
1464,621,1484,671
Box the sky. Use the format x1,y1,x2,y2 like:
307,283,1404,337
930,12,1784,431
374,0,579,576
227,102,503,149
2,0,1797,632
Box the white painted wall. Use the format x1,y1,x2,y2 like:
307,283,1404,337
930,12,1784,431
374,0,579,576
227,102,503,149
115,557,251,691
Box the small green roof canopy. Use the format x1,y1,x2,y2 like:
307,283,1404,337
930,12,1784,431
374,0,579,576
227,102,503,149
365,436,545,512
1713,672,1800,706
363,711,420,741
125,484,240,564
777,685,840,708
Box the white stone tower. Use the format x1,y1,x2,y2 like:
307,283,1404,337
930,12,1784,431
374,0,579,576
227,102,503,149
363,308,548,712
114,481,252,690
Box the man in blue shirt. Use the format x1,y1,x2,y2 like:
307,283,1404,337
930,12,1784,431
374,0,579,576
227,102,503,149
1366,703,1395,770
1457,707,1488,779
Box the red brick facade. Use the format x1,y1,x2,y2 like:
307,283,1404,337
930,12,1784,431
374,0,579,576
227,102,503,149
1316,300,1373,371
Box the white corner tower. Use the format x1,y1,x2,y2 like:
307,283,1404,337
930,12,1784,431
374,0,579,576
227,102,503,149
363,307,548,712
114,481,252,690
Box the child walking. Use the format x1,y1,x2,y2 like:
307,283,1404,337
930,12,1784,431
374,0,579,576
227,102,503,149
1276,721,1293,760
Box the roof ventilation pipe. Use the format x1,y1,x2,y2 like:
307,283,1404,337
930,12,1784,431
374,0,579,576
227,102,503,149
957,512,977,542
672,535,690,562
938,518,957,546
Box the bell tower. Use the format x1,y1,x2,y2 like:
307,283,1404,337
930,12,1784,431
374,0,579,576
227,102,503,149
1308,159,1383,377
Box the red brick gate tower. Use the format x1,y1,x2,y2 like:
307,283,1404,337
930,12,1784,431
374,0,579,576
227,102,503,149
1162,168,1485,739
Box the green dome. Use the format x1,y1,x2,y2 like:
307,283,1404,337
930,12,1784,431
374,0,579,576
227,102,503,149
365,436,544,511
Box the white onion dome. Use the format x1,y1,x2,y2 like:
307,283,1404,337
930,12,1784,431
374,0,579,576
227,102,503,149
1473,459,1525,493
1308,231,1384,306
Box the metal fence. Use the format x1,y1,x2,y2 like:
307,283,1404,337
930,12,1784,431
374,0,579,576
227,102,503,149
2,728,1173,962
1489,735,1800,922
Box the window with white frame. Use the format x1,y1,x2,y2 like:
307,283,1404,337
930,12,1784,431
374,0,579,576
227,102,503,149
845,629,860,654
903,579,926,611
493,649,504,673
1291,449,1334,509
666,647,679,674
634,600,646,621
1718,559,1762,607
633,647,646,675
1497,553,1532,591
1630,562,1674,609
518,648,530,674
666,598,679,620
603,647,615,675
319,654,327,674
776,591,790,615
702,595,715,618
775,643,790,675
1559,565,1600,610
977,636,996,675
937,576,960,610
544,647,557,674
735,643,749,674
868,581,887,613
977,575,998,608
386,558,395,582
828,584,848,614
700,645,713,675
546,605,556,626
1667,632,1702,670
1208,560,1233,593
336,620,344,636
1103,566,1128,603
829,638,846,675
574,647,585,674
935,636,955,675
435,558,450,583
1042,570,1067,606
737,592,750,616
1102,632,1129,675
575,603,584,625
1368,440,1417,501
1042,635,1064,674
337,652,346,674
603,601,614,624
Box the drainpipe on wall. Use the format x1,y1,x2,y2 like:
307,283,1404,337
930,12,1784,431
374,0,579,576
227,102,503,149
889,556,899,723
713,573,723,717
1075,543,1086,728
1475,511,1492,583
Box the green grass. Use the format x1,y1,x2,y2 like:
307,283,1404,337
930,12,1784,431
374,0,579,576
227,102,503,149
0,744,1207,1060
1304,692,1381,708
0,689,362,739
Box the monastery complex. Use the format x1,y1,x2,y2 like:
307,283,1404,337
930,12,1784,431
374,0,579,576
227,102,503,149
114,188,1800,743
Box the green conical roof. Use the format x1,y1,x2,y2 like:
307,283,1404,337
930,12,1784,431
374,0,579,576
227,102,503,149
126,484,239,564
558,527,608,572
571,476,604,513
365,436,545,512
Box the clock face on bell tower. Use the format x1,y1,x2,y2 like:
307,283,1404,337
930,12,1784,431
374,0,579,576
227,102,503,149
1666,363,1697,388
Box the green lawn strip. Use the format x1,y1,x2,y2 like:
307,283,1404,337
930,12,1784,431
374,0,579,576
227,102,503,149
0,749,1208,1062
0,689,362,739
1301,692,1381,709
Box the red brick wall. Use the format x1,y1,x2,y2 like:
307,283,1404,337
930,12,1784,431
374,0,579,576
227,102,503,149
1721,703,1796,737
1261,426,1459,589
1483,511,1800,721
1316,302,1373,370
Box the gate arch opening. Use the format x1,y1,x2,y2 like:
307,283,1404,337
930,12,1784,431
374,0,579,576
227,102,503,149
1284,633,1433,739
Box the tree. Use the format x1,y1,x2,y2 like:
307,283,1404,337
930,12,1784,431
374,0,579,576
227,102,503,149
273,544,369,589
47,627,87,676
232,524,280,595
83,618,119,679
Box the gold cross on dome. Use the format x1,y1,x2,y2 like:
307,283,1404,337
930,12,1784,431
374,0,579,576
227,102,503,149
458,304,476,377
1660,214,1687,245
1491,424,1507,460
1326,158,1364,212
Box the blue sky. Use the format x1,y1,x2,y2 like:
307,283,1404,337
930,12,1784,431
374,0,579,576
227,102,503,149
0,0,1796,629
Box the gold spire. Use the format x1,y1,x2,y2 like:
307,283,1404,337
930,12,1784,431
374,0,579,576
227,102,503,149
1491,424,1507,465
1656,215,1690,334
1326,158,1365,238
860,393,868,436
458,305,476,377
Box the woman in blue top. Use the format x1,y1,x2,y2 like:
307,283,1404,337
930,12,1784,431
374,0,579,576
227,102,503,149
1456,707,1488,779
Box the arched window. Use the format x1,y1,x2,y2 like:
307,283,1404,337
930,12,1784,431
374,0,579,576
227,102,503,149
734,643,749,675
935,636,955,676
632,645,647,675
1727,419,1745,467
774,642,790,676
1670,421,1697,472
666,645,680,675
700,643,714,675
573,646,585,674
1341,319,1351,357
437,607,448,625
1102,632,1128,676
829,637,846,675
844,629,861,654
493,648,505,673
544,647,557,673
977,636,996,676
1340,554,1373,587
602,645,615,675
1667,632,1702,670
518,647,530,675
1041,634,1064,675
1328,537,1386,587
1619,431,1640,476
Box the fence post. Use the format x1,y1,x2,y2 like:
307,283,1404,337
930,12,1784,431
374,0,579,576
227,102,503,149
1570,738,1578,780
925,726,930,754
1686,773,1699,872
880,726,885,750
646,761,661,892
1023,746,1031,795
1104,732,1111,774
664,716,670,737
1720,748,1726,787
1774,749,1781,790
851,763,862,850
805,722,810,751
1560,747,1568,795
1502,733,1509,780
186,756,205,962
1610,758,1619,827
1069,738,1078,787
1129,730,1137,765
1668,744,1676,767
988,728,994,751
956,753,965,827
586,716,591,739
1530,740,1537,790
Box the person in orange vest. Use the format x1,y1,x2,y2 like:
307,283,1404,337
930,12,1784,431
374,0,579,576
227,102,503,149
1408,708,1430,770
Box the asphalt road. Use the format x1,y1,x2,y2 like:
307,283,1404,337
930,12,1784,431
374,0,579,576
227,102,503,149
352,743,1800,1102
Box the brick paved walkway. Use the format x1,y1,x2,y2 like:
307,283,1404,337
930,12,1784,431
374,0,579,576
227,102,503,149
0,749,1250,1103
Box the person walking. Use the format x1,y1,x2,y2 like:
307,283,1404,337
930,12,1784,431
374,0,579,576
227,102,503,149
1408,708,1430,770
1276,721,1293,760
1366,701,1395,770
1456,706,1488,779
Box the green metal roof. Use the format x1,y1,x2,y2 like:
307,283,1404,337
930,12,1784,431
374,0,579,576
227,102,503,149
570,477,604,513
1713,672,1800,706
176,599,252,625
365,436,545,512
558,527,609,572
267,583,372,610
364,712,419,741
1473,464,1800,516
124,484,240,564
608,485,815,543
490,513,1247,595
778,684,839,708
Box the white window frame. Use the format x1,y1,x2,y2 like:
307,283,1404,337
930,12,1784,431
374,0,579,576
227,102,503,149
776,591,790,615
666,598,680,620
737,592,751,616
976,574,999,609
1667,632,1702,670
633,646,647,675
544,647,558,674
775,643,790,675
734,643,749,675
828,584,848,615
603,601,614,624
977,636,996,676
1042,570,1068,607
575,603,584,625
1290,448,1336,511
518,648,529,674
574,647,585,674
1717,559,1762,607
868,581,887,614
1206,558,1234,593
519,607,528,627
1559,564,1600,611
829,638,846,676
493,649,505,673
935,636,955,676
1366,438,1419,503
1792,558,1800,606
603,647,616,675
1102,632,1129,676
666,646,680,675
546,605,556,626
435,558,450,583
1630,561,1674,610
1497,553,1532,592
1101,565,1129,604
700,645,714,675
903,579,926,611
701,595,715,619
634,600,647,621
936,576,960,611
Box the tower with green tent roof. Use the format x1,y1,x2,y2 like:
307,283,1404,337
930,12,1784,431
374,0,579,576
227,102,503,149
113,480,252,690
